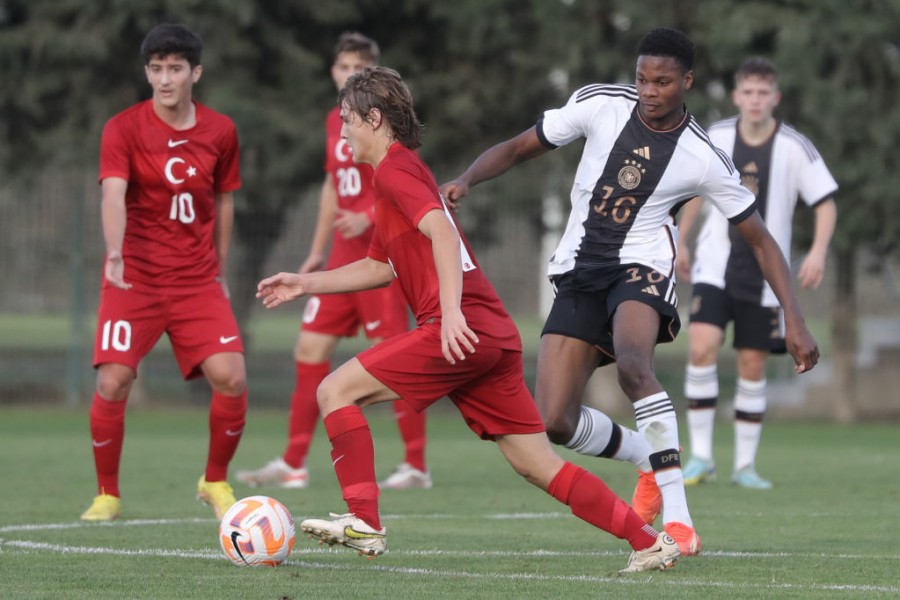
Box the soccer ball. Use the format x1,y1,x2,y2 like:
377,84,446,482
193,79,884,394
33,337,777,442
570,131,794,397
219,495,296,567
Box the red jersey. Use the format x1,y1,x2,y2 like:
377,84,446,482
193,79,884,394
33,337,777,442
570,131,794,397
324,106,377,267
99,100,241,293
367,144,521,350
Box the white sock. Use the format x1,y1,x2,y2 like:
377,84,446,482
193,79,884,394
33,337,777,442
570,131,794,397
634,392,692,526
684,363,719,461
564,406,651,471
734,378,766,471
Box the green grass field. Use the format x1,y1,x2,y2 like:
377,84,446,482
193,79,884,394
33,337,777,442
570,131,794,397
1,406,897,599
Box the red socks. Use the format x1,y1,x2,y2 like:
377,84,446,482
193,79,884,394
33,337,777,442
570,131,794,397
206,390,248,482
548,462,658,550
89,392,127,497
283,361,331,468
323,405,381,530
393,400,427,471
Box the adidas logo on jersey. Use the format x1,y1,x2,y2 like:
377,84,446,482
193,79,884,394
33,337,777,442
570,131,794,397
641,284,660,296
632,146,651,159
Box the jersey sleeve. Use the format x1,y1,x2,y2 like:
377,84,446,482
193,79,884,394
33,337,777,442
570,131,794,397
98,118,131,183
698,148,757,224
214,121,241,193
795,138,838,207
536,86,601,149
378,162,443,228
366,226,388,263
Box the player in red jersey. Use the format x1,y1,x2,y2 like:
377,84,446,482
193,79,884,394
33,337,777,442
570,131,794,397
237,33,430,492
255,66,680,573
81,23,245,522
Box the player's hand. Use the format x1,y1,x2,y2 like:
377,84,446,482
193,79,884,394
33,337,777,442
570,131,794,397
104,251,132,290
440,307,479,364
439,180,469,212
675,245,692,283
334,209,371,239
257,272,308,309
298,253,325,274
785,321,820,374
797,251,826,290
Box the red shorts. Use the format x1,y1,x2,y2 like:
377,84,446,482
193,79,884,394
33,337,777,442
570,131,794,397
93,283,243,380
358,323,545,440
301,279,408,340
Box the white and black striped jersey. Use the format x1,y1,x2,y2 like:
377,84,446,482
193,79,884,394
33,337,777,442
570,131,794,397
536,83,756,278
691,117,838,306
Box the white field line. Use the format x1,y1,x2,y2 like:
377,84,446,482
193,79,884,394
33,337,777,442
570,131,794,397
3,539,899,595
2,516,899,595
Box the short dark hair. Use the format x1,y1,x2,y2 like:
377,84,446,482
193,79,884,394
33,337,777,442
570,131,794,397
334,32,380,64
734,56,779,85
339,66,423,150
637,27,695,72
140,23,203,68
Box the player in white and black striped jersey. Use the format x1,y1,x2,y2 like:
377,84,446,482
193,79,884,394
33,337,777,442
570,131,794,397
675,57,838,490
443,28,820,556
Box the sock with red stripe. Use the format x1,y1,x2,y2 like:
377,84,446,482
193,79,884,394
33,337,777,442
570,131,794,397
283,361,330,468
89,392,127,497
323,405,381,530
206,390,247,482
547,461,658,550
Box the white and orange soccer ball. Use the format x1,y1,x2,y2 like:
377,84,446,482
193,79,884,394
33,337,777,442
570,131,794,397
219,495,296,567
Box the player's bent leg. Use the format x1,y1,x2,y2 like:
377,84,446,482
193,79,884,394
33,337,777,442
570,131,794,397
317,357,400,416
302,360,398,557
496,432,566,489
534,334,597,445
613,302,699,552
497,432,672,570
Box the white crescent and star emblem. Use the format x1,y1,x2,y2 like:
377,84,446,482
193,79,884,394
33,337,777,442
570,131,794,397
164,157,198,185
335,139,352,162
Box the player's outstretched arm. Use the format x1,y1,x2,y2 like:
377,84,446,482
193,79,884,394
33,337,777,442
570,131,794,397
734,212,820,373
440,127,549,211
257,258,394,309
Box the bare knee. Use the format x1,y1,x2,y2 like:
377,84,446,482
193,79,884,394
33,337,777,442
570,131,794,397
203,353,248,396
210,372,247,397
616,352,657,399
688,324,723,366
95,366,135,401
497,434,564,490
316,373,350,415
543,412,577,446
535,382,584,446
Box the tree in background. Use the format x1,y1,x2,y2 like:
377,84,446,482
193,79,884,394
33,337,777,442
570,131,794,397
1,0,899,416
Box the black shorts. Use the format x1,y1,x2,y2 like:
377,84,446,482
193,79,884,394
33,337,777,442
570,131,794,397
542,264,681,367
689,283,786,353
